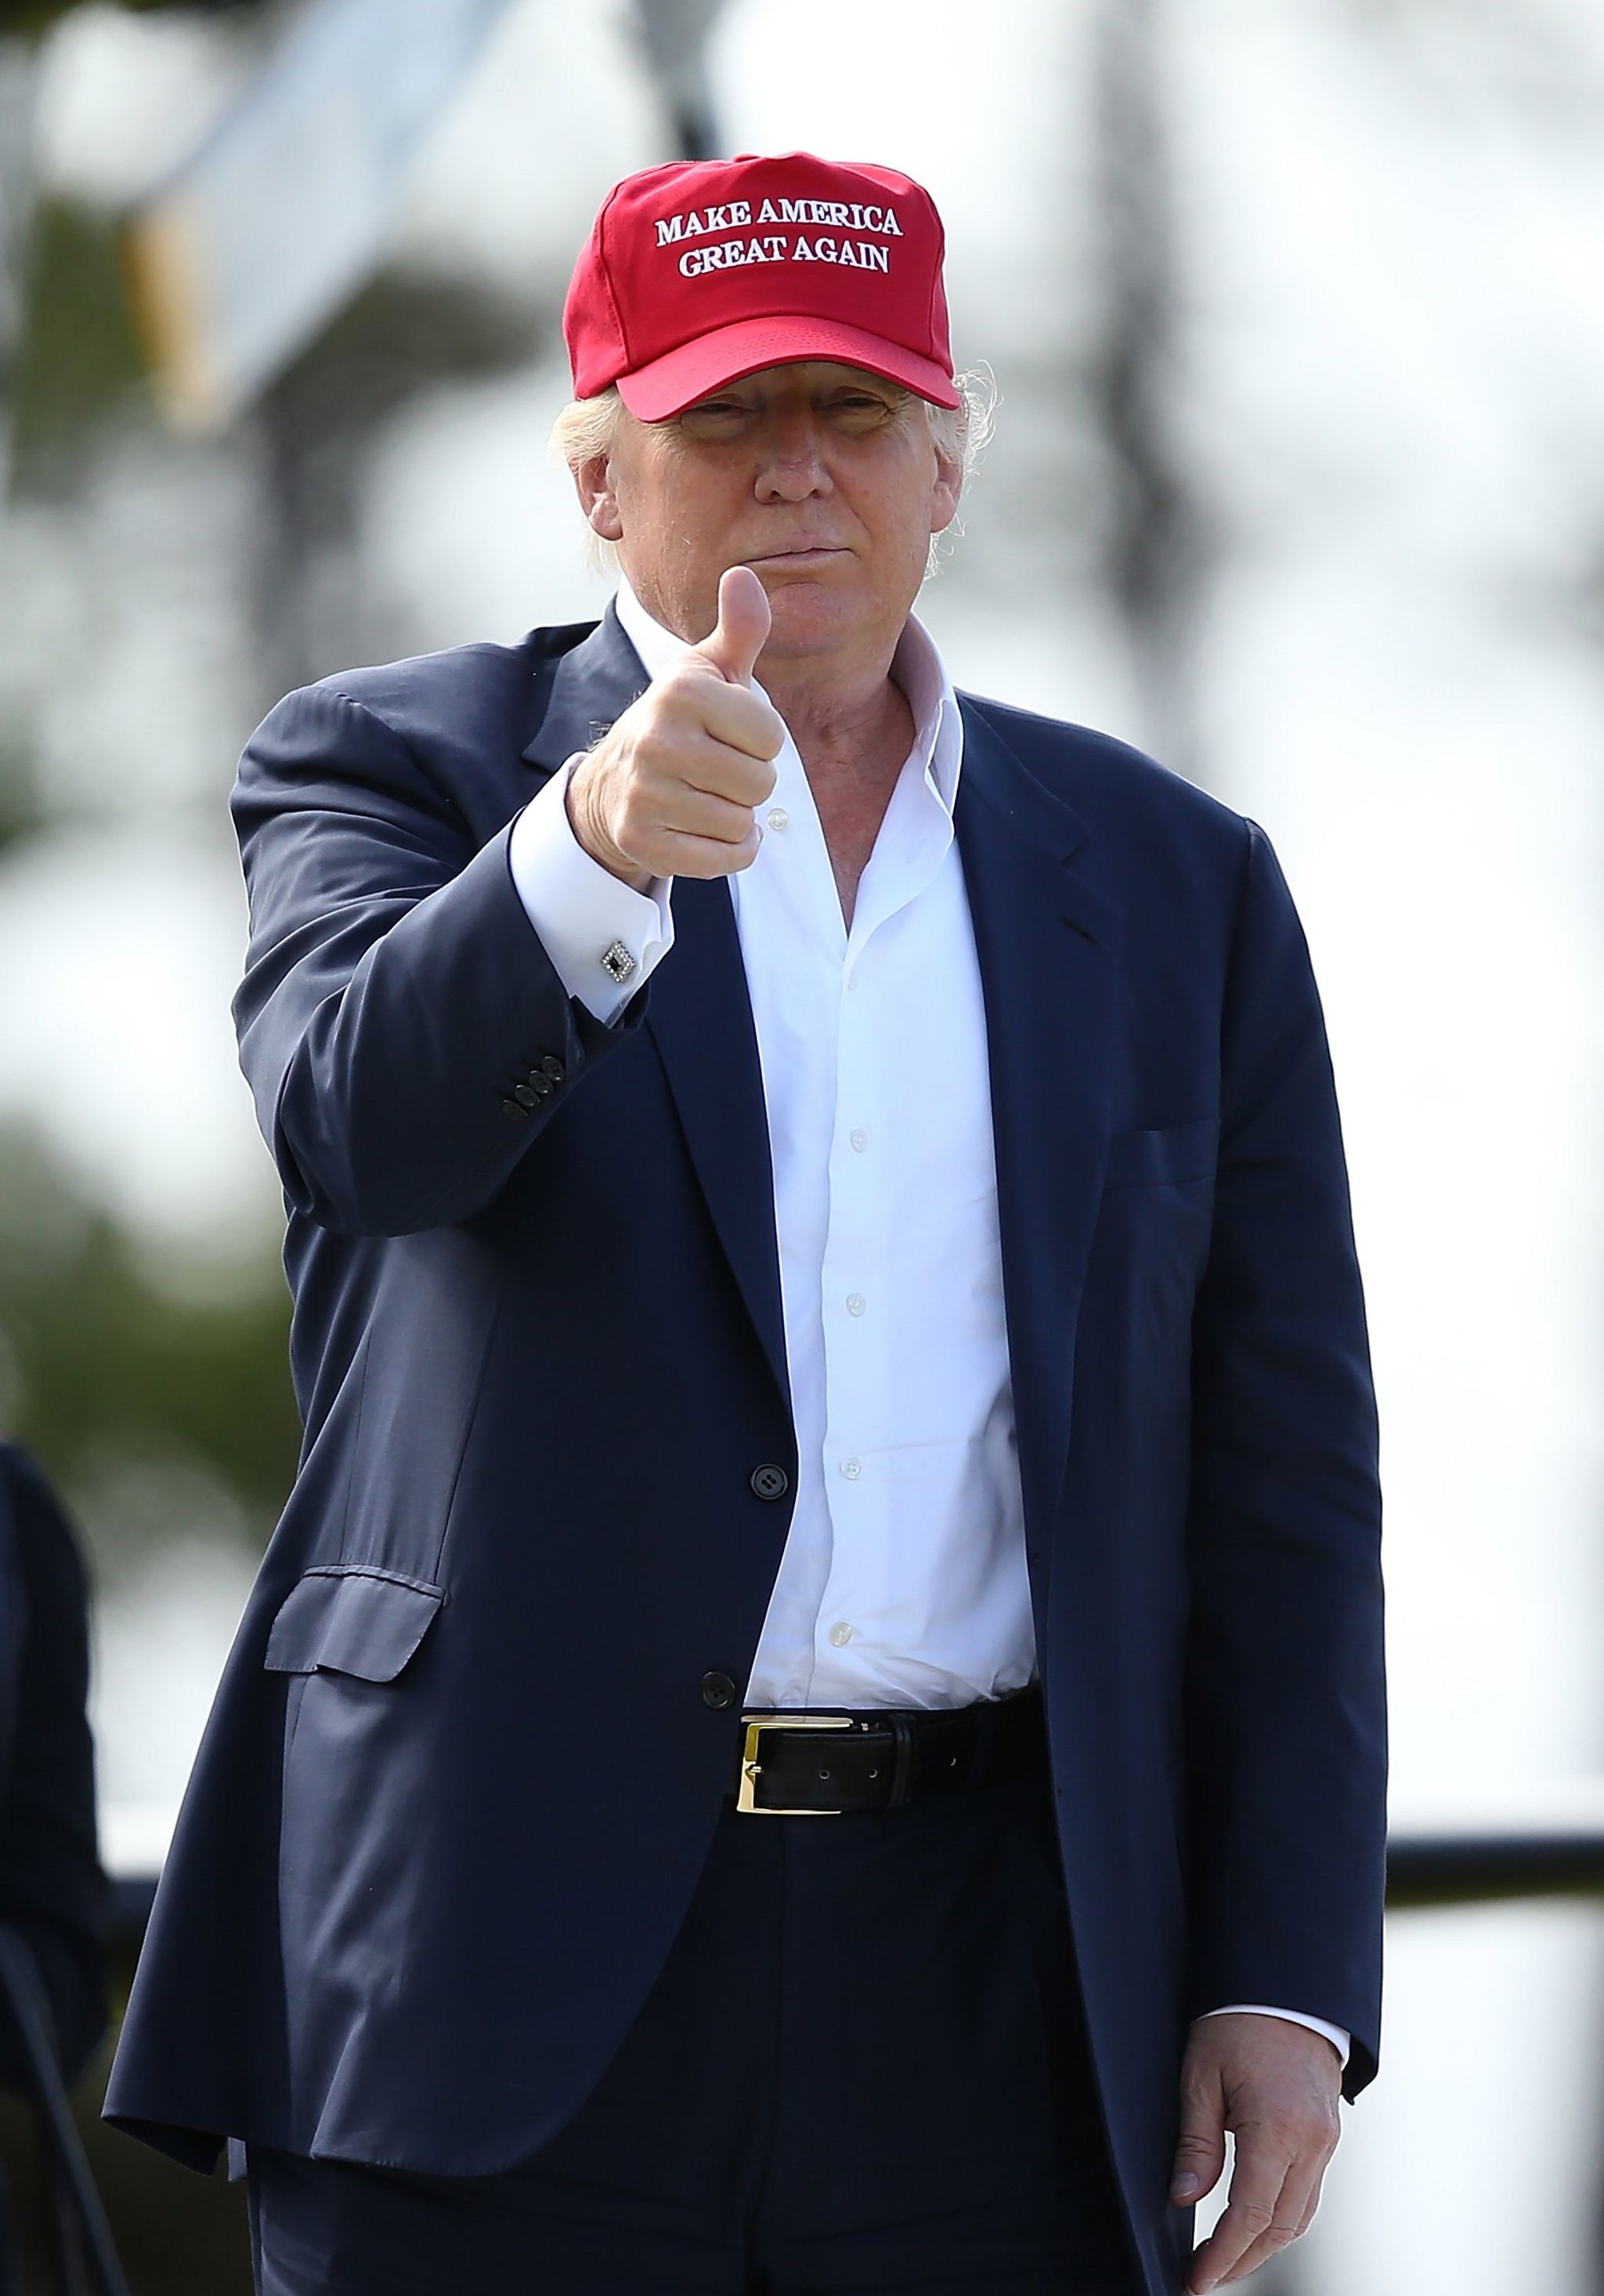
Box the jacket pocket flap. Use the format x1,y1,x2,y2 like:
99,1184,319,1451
264,1567,444,1684
1103,1115,1220,1190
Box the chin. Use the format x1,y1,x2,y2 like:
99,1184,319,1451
759,579,872,658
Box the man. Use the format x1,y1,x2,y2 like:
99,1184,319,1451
104,152,1385,2296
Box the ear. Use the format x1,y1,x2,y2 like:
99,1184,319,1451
928,436,963,538
574,453,623,545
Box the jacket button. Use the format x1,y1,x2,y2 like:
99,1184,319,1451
501,1099,529,1121
700,1672,737,1710
541,1055,565,1081
526,1070,554,1096
750,1464,789,1501
513,1083,539,1109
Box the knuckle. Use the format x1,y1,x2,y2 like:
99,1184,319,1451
1174,2135,1218,2161
647,674,701,727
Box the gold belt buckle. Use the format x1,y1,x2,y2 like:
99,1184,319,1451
736,1713,855,1815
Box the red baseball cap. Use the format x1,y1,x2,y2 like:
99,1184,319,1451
563,150,959,421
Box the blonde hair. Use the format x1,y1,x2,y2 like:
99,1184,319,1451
549,367,996,578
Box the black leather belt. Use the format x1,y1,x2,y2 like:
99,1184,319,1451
729,1684,1046,1815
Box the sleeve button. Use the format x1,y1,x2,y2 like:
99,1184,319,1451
526,1070,554,1096
541,1056,565,1081
501,1099,529,1121
513,1083,539,1108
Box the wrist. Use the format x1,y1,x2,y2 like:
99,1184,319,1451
564,760,652,893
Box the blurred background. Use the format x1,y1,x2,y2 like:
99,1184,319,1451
2,0,1603,2287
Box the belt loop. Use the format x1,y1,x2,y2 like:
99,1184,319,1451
887,1713,915,1810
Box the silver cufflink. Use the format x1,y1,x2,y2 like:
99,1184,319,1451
601,939,637,985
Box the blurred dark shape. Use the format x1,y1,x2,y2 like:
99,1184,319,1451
1091,0,1209,774
0,5,266,39
627,0,728,164
0,1443,116,2293
247,262,547,702
0,1448,105,2098
1389,1832,1604,1908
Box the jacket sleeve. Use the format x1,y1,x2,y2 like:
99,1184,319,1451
230,680,650,1236
1183,819,1386,2099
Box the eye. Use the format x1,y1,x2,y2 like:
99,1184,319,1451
683,396,753,424
825,392,898,429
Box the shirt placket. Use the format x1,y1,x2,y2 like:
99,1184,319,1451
811,947,886,1677
807,771,953,1688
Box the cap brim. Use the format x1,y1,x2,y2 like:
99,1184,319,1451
616,314,959,421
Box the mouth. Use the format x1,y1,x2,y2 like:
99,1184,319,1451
744,546,852,571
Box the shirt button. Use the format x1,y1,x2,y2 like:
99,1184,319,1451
700,1672,738,1710
766,806,789,832
849,1128,868,1152
827,1622,854,1648
845,1293,865,1316
840,1457,862,1481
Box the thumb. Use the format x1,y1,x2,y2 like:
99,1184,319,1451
1170,2077,1227,2208
694,565,771,687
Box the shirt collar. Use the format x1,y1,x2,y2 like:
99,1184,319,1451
612,577,963,818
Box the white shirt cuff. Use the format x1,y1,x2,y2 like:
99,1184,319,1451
508,758,674,1024
1198,2005,1351,2070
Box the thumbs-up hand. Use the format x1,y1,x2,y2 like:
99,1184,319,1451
565,568,785,890
690,565,771,688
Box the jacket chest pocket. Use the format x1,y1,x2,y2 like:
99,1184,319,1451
264,1565,444,1684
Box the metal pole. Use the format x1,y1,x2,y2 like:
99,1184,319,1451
1089,0,1205,777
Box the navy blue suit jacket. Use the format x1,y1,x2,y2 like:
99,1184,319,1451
105,607,1385,2296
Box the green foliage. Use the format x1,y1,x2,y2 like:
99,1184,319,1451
0,735,44,858
2,2,269,39
8,197,148,499
0,1123,298,1568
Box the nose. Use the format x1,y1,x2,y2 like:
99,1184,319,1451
753,416,833,504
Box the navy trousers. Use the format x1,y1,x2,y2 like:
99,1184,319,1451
247,1767,1139,2294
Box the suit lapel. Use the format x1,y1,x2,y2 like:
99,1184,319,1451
522,610,792,1419
638,875,791,1413
955,699,1120,1581
521,604,650,782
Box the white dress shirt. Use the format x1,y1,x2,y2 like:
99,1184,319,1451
505,580,1349,2069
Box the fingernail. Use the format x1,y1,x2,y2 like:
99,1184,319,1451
1171,2172,1200,2200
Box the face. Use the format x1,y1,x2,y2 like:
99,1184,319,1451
575,361,962,670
